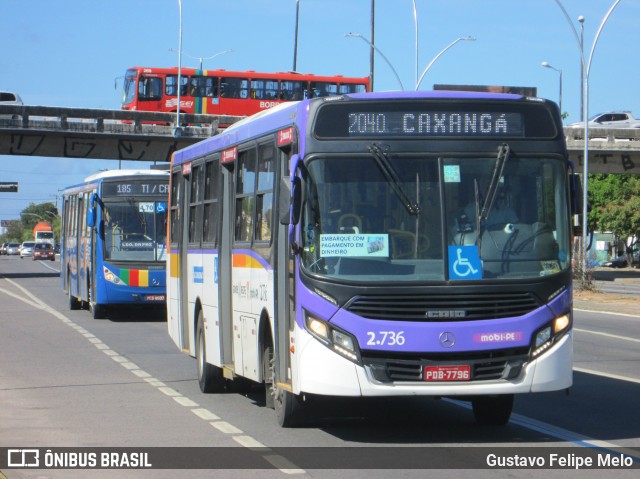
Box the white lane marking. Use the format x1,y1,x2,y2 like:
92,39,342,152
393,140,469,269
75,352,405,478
574,327,640,344
0,277,306,474
263,455,307,475
210,421,243,434
191,408,220,421
574,307,640,319
574,366,640,385
234,435,266,448
173,396,199,407
158,387,182,397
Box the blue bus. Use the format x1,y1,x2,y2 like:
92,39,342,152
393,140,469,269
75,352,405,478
61,169,169,319
167,91,578,426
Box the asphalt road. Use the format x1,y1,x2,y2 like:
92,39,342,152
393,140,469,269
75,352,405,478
0,256,638,478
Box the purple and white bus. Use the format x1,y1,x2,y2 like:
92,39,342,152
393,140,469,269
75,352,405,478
167,91,578,427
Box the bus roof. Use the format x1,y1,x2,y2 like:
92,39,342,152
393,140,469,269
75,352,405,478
126,66,369,83
83,169,169,182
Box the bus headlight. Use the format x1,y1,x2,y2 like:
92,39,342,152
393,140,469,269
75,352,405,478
304,311,361,364
532,314,571,358
103,266,124,285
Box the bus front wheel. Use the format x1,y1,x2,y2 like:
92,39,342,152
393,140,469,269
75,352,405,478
196,311,225,393
472,394,514,426
90,303,105,320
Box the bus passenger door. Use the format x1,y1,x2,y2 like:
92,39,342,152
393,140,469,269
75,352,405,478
168,168,191,351
218,166,234,367
274,152,293,390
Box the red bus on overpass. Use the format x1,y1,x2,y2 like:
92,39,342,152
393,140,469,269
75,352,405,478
120,67,370,124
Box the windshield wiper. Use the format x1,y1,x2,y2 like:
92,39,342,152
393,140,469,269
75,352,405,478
478,143,511,226
369,143,420,216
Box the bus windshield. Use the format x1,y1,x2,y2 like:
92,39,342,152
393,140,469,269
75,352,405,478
122,69,137,106
102,199,167,262
300,154,570,282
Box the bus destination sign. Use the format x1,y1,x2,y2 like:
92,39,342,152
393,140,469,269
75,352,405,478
102,181,169,196
347,111,524,137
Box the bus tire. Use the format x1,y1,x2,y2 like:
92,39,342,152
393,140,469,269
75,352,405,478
90,303,106,320
196,311,225,393
274,386,305,428
472,394,514,426
68,274,80,310
263,346,274,409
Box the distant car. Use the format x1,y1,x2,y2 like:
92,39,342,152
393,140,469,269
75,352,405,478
32,242,56,261
20,241,35,259
0,91,23,120
602,257,628,268
6,242,21,255
1,242,7,255
567,111,640,129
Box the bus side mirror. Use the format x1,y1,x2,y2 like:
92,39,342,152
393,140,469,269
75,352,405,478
279,176,302,226
86,207,96,228
570,173,583,236
290,177,302,226
279,177,291,225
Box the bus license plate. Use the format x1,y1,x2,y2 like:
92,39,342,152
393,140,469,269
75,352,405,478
424,365,471,382
144,294,165,302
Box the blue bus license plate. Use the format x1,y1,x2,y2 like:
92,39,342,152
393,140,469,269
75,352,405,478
424,365,471,382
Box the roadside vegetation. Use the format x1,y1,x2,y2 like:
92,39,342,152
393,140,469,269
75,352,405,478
0,202,60,243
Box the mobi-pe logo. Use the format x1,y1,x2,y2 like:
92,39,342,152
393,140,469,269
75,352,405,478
8,449,40,467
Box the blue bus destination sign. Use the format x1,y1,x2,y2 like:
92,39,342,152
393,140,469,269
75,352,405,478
102,181,169,196
347,111,524,137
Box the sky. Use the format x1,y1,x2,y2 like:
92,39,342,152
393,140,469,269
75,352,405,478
1,0,639,221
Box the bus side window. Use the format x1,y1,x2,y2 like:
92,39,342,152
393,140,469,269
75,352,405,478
235,148,257,242
139,77,162,100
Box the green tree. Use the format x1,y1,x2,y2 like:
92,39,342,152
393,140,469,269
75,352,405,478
19,202,59,242
588,173,640,265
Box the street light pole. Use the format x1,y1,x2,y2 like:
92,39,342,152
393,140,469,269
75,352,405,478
415,37,476,90
370,0,375,91
541,61,563,114
293,0,300,71
175,0,183,136
552,0,623,277
411,0,419,88
578,15,585,120
345,33,405,91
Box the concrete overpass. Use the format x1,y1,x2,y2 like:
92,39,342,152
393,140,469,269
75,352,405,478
564,127,640,174
0,105,241,163
1,105,639,174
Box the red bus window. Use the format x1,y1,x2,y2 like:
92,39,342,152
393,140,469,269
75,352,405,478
221,78,249,99
310,82,338,98
279,80,307,101
166,75,189,97
138,77,163,101
250,79,278,100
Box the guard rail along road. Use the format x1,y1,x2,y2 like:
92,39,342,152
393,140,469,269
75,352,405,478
1,104,640,172
0,105,243,163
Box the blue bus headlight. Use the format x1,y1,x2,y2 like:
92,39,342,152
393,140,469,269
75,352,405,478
103,266,124,285
304,310,361,364
532,314,571,358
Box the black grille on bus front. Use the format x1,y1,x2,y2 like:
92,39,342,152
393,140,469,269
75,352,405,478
364,348,530,382
344,292,541,321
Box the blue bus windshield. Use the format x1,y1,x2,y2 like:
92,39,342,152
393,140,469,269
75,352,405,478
103,199,167,262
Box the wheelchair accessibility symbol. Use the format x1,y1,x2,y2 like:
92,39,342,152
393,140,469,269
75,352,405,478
448,246,482,280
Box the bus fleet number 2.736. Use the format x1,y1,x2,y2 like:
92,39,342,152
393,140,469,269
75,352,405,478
366,330,406,346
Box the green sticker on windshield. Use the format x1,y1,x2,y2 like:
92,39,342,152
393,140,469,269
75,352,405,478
444,165,461,183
